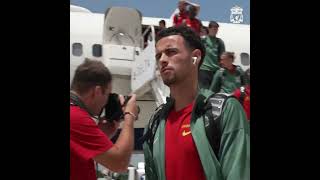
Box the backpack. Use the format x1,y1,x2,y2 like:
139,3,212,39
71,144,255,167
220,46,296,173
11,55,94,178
141,93,233,160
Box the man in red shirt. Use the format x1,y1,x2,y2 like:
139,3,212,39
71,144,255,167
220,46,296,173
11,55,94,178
154,26,207,180
173,0,188,26
144,26,250,180
184,5,202,34
70,59,139,180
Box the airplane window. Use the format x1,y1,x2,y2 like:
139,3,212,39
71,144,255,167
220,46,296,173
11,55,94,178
92,44,102,57
240,53,250,66
72,43,83,56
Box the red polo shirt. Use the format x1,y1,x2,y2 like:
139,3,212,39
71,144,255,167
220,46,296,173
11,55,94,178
70,105,113,180
165,101,206,180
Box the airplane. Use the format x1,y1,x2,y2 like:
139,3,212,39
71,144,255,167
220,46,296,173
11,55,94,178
70,4,250,128
70,4,250,177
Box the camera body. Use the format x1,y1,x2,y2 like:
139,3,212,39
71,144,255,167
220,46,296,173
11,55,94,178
101,93,137,122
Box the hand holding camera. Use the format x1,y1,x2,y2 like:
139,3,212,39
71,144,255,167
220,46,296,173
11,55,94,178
101,93,139,123
123,94,139,120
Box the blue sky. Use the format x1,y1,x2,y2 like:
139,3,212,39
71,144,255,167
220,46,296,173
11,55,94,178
70,0,250,24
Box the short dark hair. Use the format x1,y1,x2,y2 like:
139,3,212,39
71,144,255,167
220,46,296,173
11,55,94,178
159,20,166,26
208,21,219,28
71,58,112,94
221,51,235,62
156,26,206,68
187,5,197,13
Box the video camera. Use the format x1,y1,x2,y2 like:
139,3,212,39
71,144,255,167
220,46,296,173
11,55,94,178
100,93,140,122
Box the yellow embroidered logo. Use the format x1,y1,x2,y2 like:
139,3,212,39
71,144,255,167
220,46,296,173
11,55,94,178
181,124,190,128
182,130,191,136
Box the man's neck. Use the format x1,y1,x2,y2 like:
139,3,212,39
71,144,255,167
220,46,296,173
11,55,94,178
226,65,236,73
70,90,97,115
169,80,198,112
71,90,86,103
179,10,186,15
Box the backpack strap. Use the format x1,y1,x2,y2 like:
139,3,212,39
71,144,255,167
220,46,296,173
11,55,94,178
141,97,174,153
219,68,226,84
203,92,233,160
140,104,163,151
239,86,246,105
70,92,99,122
235,65,246,85
142,92,232,161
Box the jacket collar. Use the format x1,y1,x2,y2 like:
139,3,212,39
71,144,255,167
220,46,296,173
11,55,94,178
161,88,214,119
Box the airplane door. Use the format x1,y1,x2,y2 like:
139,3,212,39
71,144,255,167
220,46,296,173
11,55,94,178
102,7,143,75
131,26,157,97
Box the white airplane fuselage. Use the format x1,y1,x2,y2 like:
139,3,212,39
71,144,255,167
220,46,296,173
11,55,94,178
70,6,250,128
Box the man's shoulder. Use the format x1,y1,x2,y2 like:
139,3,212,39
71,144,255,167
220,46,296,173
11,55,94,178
173,13,179,21
147,104,165,127
215,37,225,45
70,106,96,125
220,95,244,115
70,106,88,117
224,95,240,105
221,96,249,132
233,88,241,98
189,18,201,23
202,93,243,137
216,36,224,41
148,98,174,124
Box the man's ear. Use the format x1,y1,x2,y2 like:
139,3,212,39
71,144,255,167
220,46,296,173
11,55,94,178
191,49,202,64
91,86,101,97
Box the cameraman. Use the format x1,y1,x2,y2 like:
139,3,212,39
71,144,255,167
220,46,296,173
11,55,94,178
70,58,139,180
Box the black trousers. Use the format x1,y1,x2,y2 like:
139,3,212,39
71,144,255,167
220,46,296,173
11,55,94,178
198,70,216,90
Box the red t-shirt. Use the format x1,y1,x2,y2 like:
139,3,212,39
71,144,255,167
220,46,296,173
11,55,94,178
165,102,206,180
233,85,250,121
173,11,188,26
185,18,201,35
70,105,113,180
